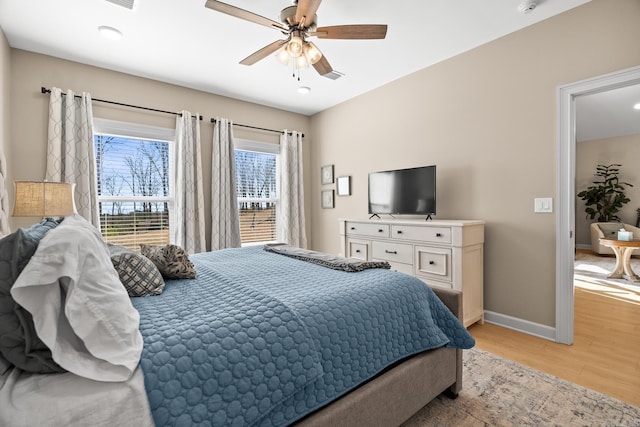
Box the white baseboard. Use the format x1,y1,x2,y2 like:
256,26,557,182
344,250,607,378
575,243,591,250
483,311,557,342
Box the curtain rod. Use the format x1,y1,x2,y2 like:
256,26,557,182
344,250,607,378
40,87,203,120
210,118,304,138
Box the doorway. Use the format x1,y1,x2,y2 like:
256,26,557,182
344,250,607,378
556,65,640,344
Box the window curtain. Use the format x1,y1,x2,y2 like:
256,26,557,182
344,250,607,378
211,118,241,250
45,87,99,226
279,130,307,248
0,152,10,236
173,111,206,254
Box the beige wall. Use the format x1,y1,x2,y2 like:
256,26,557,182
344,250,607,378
0,28,11,231
308,0,640,327
8,50,311,247
4,0,640,329
576,134,640,246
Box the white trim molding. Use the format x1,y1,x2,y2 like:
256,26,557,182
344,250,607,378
484,311,556,342
556,65,640,345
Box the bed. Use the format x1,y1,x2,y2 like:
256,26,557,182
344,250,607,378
0,215,474,426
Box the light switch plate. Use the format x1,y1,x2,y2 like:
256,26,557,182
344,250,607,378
534,197,553,213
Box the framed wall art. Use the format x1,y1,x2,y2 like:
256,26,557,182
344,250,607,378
337,176,351,196
321,164,334,185
321,189,335,209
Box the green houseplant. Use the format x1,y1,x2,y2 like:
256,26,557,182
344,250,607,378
577,164,633,222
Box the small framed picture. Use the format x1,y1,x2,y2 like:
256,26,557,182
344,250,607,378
337,176,351,196
321,164,334,185
321,189,335,209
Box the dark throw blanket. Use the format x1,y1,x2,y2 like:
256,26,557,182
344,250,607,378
263,243,391,272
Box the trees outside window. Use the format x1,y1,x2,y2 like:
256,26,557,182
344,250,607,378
235,140,279,244
94,119,174,251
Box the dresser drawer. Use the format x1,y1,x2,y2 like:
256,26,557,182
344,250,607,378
346,222,390,238
391,225,451,244
415,246,451,281
347,238,369,260
415,276,453,290
372,241,413,264
375,259,413,275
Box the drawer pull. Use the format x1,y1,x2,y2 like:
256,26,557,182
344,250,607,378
436,233,442,237
350,227,356,230
355,249,361,253
429,260,435,265
385,250,398,254
378,229,384,233
397,230,403,234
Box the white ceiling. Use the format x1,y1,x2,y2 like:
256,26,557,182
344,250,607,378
576,84,640,142
0,0,593,117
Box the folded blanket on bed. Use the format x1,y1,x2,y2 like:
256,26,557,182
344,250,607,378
264,243,391,272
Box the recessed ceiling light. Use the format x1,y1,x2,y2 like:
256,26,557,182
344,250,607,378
98,26,123,40
297,86,311,94
634,103,640,110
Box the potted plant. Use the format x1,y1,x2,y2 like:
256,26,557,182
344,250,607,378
577,164,633,222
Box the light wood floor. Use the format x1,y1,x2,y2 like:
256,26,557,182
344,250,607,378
468,267,640,408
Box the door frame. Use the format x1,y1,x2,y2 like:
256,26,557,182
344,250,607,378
556,65,640,344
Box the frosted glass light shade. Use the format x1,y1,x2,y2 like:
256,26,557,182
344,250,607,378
303,42,322,64
286,36,303,58
275,46,291,65
296,54,309,69
12,181,75,217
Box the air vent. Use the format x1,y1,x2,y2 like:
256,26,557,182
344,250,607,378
323,70,345,80
105,0,136,10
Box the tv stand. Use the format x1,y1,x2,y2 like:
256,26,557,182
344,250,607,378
339,218,485,327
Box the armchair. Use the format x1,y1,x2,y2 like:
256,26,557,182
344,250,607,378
590,222,640,255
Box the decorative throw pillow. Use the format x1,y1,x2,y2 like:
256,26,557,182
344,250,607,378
0,218,65,373
0,352,11,375
140,244,196,279
108,245,165,296
12,215,143,382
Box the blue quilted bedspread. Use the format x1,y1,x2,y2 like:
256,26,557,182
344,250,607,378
132,246,474,427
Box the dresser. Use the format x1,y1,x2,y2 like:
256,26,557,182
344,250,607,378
339,218,485,327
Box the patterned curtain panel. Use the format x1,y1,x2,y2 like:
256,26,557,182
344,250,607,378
211,118,241,250
0,153,10,237
173,111,206,254
45,88,99,226
279,131,307,248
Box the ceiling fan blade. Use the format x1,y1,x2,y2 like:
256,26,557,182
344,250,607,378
295,0,322,28
312,55,333,76
315,24,388,39
205,0,288,32
240,40,288,66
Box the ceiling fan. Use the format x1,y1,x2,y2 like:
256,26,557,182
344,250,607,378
204,0,388,79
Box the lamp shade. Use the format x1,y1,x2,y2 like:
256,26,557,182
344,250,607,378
12,181,75,217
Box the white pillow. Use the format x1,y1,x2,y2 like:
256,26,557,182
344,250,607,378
11,215,143,382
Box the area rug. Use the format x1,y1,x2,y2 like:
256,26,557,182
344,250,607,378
402,348,640,426
574,251,640,290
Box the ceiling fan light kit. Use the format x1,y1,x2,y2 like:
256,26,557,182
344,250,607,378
205,0,387,80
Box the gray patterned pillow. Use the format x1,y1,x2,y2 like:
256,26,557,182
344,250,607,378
108,245,165,296
140,244,196,279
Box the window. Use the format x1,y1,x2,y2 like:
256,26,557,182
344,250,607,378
235,140,279,245
93,119,175,251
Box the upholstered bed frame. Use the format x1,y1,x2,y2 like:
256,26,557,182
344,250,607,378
297,287,462,426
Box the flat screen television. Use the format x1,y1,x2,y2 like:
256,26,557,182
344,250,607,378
368,165,436,219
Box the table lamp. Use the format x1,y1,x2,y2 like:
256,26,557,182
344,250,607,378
12,181,75,218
